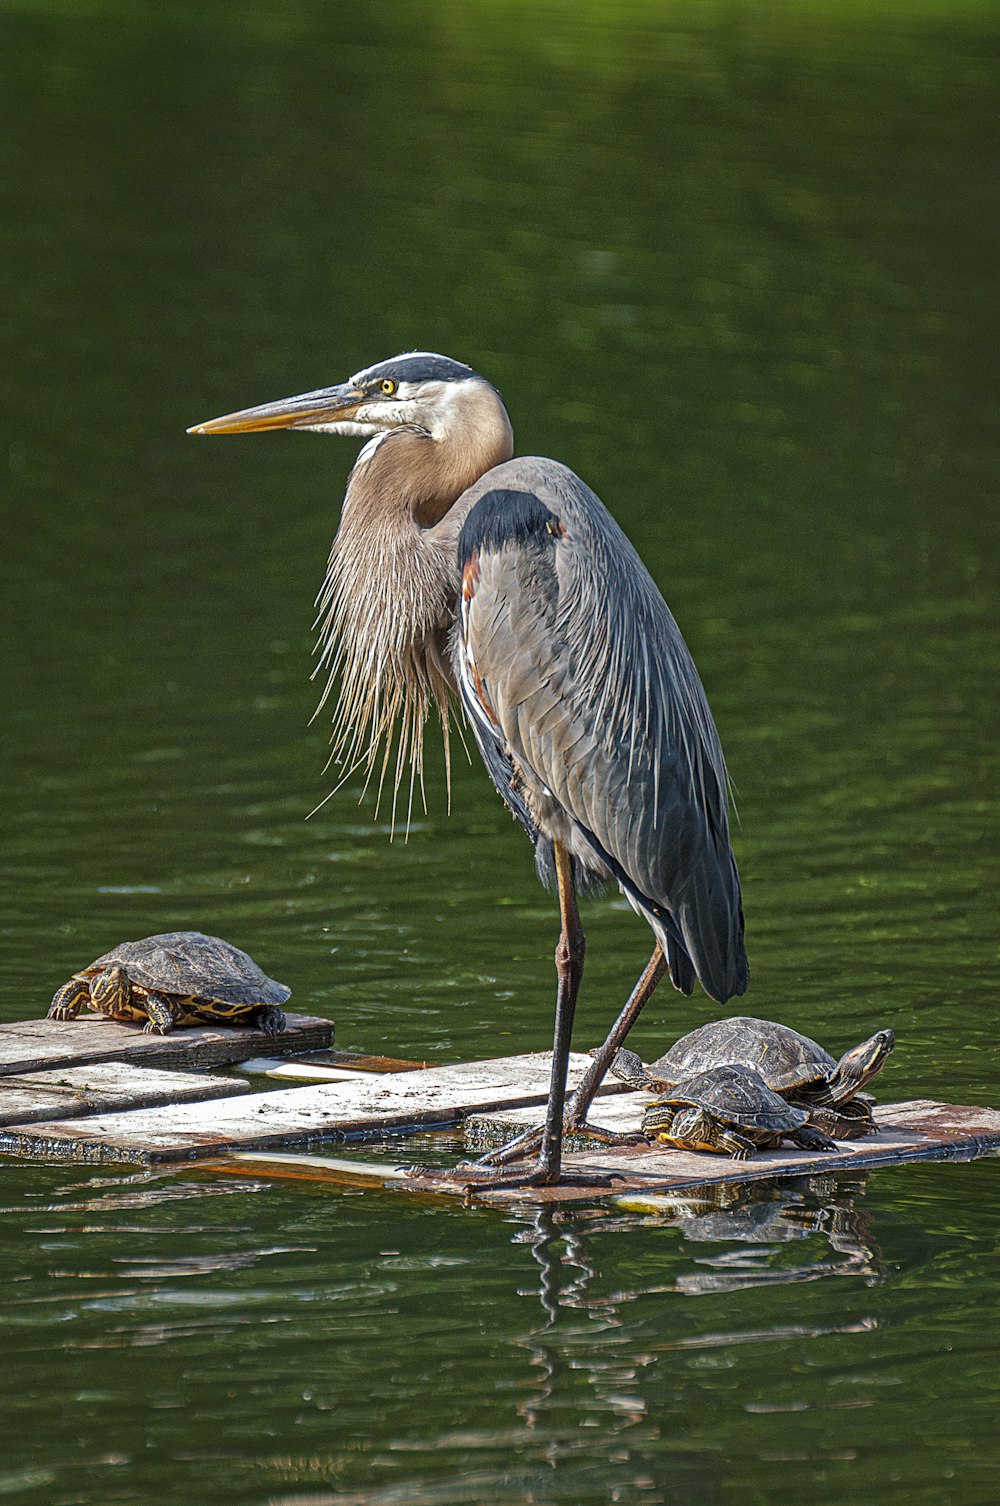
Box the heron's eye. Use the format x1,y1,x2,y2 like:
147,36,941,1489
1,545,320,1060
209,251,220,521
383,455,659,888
379,379,398,396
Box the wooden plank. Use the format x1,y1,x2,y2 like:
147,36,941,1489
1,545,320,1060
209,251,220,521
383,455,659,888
425,1095,1000,1202
203,1151,415,1188
191,1098,1000,1202
0,1012,332,1077
263,1064,396,1083
238,1051,429,1078
0,1052,625,1165
322,1052,430,1073
465,1092,1000,1153
0,1063,250,1126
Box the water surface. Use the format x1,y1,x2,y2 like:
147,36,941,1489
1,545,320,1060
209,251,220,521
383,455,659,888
1,3,998,1503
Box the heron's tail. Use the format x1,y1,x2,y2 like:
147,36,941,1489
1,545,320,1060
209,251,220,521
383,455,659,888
673,852,749,1005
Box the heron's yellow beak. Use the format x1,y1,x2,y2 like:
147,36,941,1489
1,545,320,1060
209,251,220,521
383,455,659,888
187,382,365,435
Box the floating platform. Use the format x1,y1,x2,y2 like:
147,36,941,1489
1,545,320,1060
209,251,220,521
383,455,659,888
0,1016,998,1203
0,1011,331,1138
0,1062,250,1126
208,1099,1000,1204
0,1012,332,1076
0,1050,623,1165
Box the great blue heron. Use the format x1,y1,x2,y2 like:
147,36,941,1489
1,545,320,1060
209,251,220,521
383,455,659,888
189,352,748,1189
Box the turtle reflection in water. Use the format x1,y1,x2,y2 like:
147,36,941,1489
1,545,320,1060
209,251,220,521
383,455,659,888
641,1064,837,1160
612,1015,893,1139
47,931,288,1036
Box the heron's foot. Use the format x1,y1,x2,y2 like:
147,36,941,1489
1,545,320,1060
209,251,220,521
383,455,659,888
467,1114,643,1170
571,1123,647,1148
406,1160,625,1201
467,1123,544,1170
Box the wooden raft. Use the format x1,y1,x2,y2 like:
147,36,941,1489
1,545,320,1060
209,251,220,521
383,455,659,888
0,1012,332,1076
0,1020,997,1203
0,1052,626,1166
0,1063,250,1127
212,1099,1000,1204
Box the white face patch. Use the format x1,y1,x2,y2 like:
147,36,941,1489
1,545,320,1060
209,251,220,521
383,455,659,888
354,429,394,464
299,418,379,437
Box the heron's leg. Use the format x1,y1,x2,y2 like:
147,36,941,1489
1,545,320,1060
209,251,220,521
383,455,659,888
563,943,667,1132
451,842,591,1191
471,944,667,1169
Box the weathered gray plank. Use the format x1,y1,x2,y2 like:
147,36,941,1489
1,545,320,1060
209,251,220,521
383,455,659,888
0,1012,332,1076
0,1063,250,1126
193,1098,1000,1202
436,1094,1000,1201
0,1052,625,1165
464,1092,1000,1152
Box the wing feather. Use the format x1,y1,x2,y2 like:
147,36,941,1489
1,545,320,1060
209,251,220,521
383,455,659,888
455,459,748,1003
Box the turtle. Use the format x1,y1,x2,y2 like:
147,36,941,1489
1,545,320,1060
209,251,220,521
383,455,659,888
610,1016,893,1139
640,1064,837,1160
47,931,289,1036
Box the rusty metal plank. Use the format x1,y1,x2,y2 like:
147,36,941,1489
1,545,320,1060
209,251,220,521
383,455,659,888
0,1012,332,1077
0,1052,624,1165
0,1063,250,1126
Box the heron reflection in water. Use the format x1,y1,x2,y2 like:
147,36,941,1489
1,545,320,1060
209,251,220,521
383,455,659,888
189,353,748,1189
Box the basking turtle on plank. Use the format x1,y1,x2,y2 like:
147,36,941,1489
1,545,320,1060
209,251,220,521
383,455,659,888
641,1064,837,1160
610,1016,893,1139
47,931,288,1036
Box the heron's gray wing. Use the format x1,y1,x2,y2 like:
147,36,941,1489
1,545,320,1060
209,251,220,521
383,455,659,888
455,459,748,1005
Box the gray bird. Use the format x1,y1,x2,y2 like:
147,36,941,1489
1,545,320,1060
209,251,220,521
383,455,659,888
189,352,748,1189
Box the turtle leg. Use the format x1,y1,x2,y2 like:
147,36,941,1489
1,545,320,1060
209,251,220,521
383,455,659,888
713,1130,757,1160
250,1005,286,1037
788,1124,836,1153
47,979,90,1021
141,992,177,1035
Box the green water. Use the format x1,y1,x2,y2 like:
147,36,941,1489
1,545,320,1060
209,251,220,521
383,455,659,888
2,2,999,1502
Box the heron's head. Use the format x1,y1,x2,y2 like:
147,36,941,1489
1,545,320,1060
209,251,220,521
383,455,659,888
187,351,512,451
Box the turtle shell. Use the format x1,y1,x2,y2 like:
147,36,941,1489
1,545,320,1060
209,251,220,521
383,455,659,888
656,1065,809,1135
641,1017,839,1097
81,931,290,1008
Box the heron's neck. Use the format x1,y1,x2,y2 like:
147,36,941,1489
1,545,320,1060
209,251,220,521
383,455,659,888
356,385,514,525
312,403,513,818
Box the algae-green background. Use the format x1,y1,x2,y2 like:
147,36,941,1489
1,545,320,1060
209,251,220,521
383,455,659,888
1,4,998,1503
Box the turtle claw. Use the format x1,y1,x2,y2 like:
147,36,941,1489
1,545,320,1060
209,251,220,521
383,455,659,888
790,1126,837,1153
47,980,90,1021
251,1005,286,1037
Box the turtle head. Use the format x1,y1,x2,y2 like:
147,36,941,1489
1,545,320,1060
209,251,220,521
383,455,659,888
609,1047,650,1089
90,964,132,1015
643,1102,718,1152
662,1105,719,1151
835,1028,895,1094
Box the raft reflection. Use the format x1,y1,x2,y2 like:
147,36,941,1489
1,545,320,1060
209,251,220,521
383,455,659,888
510,1171,882,1432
